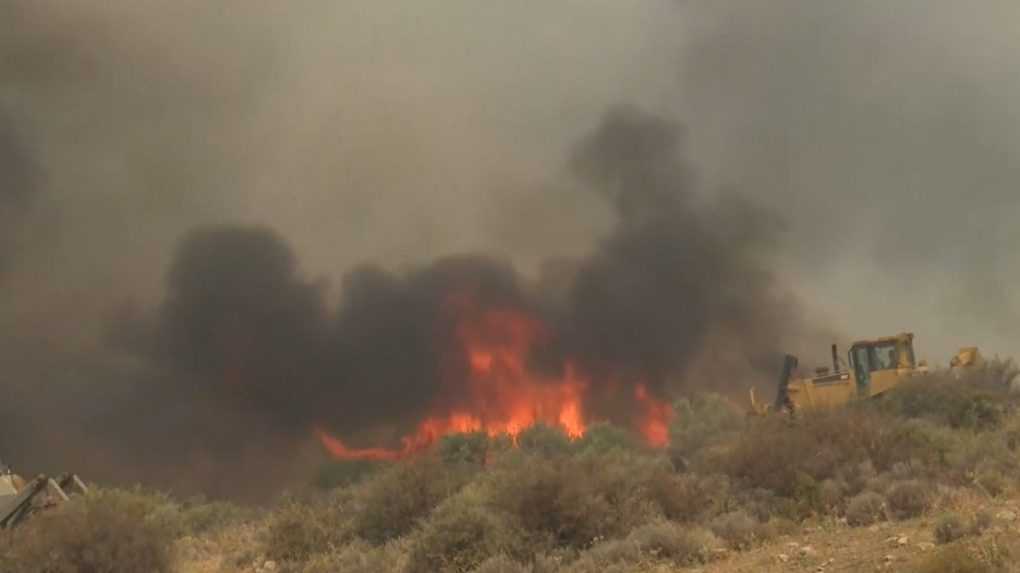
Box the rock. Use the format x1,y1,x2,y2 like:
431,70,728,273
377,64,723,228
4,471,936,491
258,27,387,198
884,554,896,563
787,542,802,550
800,545,819,558
777,553,790,563
996,510,1017,522
263,561,278,572
897,536,909,547
917,542,935,552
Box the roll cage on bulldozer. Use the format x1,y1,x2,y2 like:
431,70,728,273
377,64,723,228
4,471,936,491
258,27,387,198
750,332,982,415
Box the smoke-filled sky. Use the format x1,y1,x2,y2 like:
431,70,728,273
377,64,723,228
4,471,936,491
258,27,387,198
2,1,1018,496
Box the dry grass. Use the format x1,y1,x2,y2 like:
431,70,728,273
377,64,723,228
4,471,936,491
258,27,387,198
0,488,178,573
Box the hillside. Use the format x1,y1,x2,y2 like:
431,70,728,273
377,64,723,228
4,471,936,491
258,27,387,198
4,360,1020,573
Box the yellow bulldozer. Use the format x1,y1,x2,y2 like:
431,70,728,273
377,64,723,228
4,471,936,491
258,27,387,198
749,332,983,415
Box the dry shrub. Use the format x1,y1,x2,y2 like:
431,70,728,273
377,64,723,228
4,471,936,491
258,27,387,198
720,408,946,504
315,459,388,490
650,472,730,523
886,480,932,519
350,454,476,544
934,511,992,546
935,513,972,545
0,489,177,573
179,497,256,535
845,491,886,526
302,539,405,573
486,449,667,549
263,496,351,563
913,542,1008,573
561,538,641,573
406,487,525,573
708,510,772,550
882,369,1016,431
626,520,721,565
470,555,533,573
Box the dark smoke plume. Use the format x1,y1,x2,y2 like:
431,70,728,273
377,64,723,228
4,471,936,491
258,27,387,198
15,106,810,499
563,106,796,399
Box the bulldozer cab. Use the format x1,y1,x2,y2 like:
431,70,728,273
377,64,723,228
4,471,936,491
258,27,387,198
848,333,917,398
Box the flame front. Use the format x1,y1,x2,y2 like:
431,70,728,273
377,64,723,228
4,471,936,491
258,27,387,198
317,300,672,460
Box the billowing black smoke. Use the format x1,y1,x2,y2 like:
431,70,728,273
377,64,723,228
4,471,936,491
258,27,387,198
46,106,809,497
563,106,794,396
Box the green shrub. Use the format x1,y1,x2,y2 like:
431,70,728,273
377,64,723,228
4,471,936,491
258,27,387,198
575,422,639,455
0,489,177,573
351,455,476,544
669,393,745,466
517,424,574,457
845,491,886,526
406,487,525,573
440,432,495,465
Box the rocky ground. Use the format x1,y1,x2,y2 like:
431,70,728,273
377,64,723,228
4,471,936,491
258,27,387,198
698,493,1019,573
173,491,1020,573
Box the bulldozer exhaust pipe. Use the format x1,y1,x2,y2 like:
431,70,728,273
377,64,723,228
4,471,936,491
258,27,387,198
774,354,799,411
832,344,839,373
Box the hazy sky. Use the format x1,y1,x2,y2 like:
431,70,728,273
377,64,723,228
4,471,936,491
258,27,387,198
4,2,1016,362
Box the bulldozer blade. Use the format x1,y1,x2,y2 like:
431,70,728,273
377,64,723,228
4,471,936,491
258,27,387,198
57,474,88,496
0,476,47,529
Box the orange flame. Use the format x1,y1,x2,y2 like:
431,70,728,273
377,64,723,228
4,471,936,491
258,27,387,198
316,302,672,460
634,383,675,447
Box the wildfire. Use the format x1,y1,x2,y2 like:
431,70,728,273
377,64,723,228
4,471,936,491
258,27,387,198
317,300,673,460
634,383,675,447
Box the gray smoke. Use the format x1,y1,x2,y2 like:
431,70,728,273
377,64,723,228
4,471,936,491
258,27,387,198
672,1,1020,358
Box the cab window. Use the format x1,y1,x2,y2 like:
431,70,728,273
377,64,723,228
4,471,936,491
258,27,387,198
868,343,898,371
